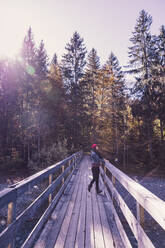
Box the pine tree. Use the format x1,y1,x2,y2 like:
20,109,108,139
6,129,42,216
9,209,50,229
86,48,100,74
128,10,155,164
36,40,49,78
21,27,37,73
51,53,58,66
84,48,100,142
61,32,87,149
20,27,38,162
95,53,126,160
151,26,165,143
128,10,152,78
61,31,87,87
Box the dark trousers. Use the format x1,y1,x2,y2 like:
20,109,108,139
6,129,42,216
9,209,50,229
89,167,100,192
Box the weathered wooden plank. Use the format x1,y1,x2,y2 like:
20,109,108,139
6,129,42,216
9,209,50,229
85,160,95,248
99,171,124,248
0,151,83,248
102,170,155,248
100,168,139,240
104,161,165,230
21,165,78,248
54,167,82,248
106,195,131,248
97,194,115,248
91,180,105,247
64,164,84,248
75,166,87,248
100,168,131,248
103,201,124,248
33,171,77,248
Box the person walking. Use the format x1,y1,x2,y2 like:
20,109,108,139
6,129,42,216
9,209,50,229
88,144,105,194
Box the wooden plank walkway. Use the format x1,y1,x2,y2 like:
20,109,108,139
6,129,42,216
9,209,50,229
33,156,124,248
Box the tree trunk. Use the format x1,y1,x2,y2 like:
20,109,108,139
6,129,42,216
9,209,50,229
147,120,153,166
160,119,164,142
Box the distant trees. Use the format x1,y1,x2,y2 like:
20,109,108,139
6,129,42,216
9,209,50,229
0,27,68,170
0,60,20,157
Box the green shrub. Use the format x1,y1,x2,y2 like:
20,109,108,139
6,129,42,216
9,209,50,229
28,140,69,171
0,157,26,171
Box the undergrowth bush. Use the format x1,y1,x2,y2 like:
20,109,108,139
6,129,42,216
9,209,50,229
0,157,26,171
28,140,69,171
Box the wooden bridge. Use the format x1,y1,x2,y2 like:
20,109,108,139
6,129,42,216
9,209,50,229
0,151,165,248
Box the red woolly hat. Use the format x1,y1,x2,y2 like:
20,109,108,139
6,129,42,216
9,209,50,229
91,144,97,149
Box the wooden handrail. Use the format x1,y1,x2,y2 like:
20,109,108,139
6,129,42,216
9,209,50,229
100,160,165,248
0,151,83,248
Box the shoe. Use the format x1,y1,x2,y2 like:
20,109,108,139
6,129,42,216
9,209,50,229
97,190,102,194
88,185,91,192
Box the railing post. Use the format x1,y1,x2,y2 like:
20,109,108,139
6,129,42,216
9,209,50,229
137,202,145,247
7,200,16,248
103,165,107,184
104,165,106,174
112,175,116,204
68,159,72,172
62,165,65,184
73,156,75,169
112,175,116,186
48,174,53,205
74,156,76,167
137,202,145,227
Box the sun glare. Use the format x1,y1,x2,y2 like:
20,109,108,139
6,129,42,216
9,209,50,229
0,2,34,59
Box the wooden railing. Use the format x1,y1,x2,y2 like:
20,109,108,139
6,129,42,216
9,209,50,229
100,160,165,248
0,151,83,248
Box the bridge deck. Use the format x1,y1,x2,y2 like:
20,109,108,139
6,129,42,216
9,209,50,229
33,156,123,248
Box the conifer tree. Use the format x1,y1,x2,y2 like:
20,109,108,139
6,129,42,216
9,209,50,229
61,31,86,87
61,32,87,149
36,40,48,78
95,53,126,159
128,10,155,164
84,48,100,141
151,26,165,143
20,27,38,161
21,27,37,71
128,10,152,78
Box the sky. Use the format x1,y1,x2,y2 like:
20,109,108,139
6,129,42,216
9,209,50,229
0,0,164,68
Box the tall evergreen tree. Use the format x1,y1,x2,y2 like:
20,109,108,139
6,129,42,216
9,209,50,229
157,25,165,133
61,31,87,87
36,40,49,78
94,53,126,160
61,32,87,149
128,10,152,78
150,26,165,144
128,10,155,164
20,27,39,161
84,48,100,142
86,48,100,73
21,27,37,71
106,53,126,158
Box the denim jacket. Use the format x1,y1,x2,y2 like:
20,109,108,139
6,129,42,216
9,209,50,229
90,150,104,166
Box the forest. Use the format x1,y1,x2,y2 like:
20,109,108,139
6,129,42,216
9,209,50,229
0,9,165,173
